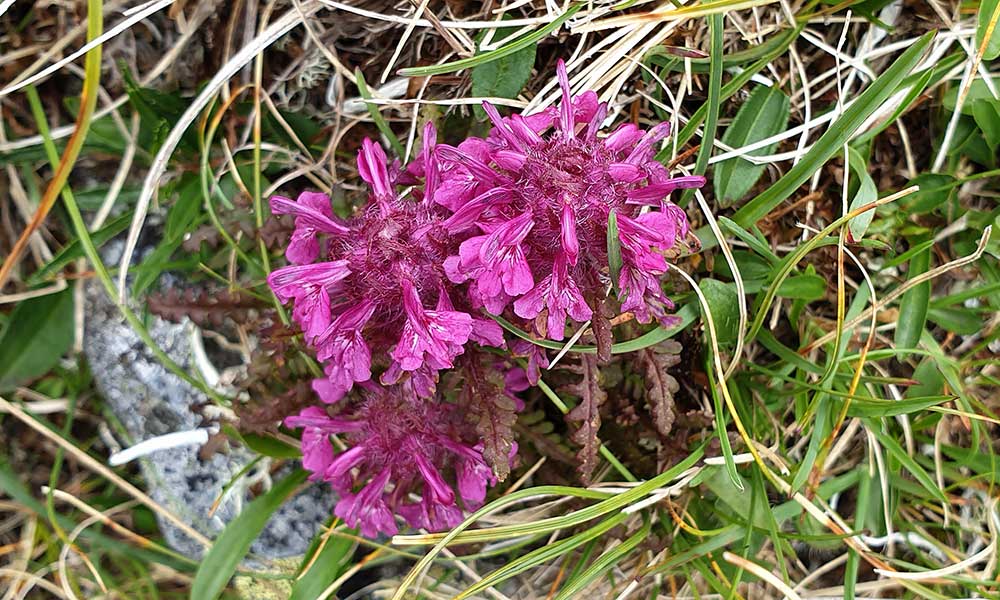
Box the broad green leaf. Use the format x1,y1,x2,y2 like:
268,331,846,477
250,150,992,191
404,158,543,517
977,0,1000,61
943,76,1000,116
972,99,1000,148
926,307,983,335
0,288,75,391
733,31,934,227
714,85,790,204
699,279,739,345
905,359,943,399
190,469,308,600
289,529,357,600
223,424,301,459
902,173,957,213
776,273,826,301
165,175,203,242
894,245,931,353
846,147,878,242
471,20,536,116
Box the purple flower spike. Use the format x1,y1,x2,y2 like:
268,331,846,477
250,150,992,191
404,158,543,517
433,58,702,343
271,192,349,264
286,383,520,537
391,280,473,372
268,133,505,399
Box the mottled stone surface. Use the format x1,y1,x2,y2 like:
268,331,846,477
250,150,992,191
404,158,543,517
84,242,335,560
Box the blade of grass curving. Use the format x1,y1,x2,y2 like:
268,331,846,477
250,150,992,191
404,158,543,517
455,513,629,599
191,469,309,600
552,520,651,600
397,4,583,77
745,188,912,342
0,0,104,290
731,31,934,227
355,69,406,159
389,450,704,600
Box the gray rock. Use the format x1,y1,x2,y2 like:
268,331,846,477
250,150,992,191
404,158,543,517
84,242,336,560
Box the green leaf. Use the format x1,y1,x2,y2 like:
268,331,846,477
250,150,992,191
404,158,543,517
190,469,308,600
0,288,75,391
845,395,953,418
902,173,956,213
846,147,878,242
977,0,1000,61
866,420,948,503
926,307,983,335
972,99,1000,149
165,175,203,243
606,210,622,293
776,274,826,301
289,529,357,600
893,245,931,353
471,20,536,116
714,85,790,205
732,31,934,227
27,211,133,285
699,279,739,345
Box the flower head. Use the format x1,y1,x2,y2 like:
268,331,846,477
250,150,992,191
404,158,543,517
435,60,702,341
267,130,504,402
285,383,513,537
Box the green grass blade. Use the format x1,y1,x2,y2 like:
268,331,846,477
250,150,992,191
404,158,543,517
190,469,308,600
732,31,934,227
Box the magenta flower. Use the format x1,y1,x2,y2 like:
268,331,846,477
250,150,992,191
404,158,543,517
434,60,702,342
267,132,504,402
284,383,509,537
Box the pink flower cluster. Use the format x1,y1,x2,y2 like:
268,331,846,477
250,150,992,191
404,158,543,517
271,60,701,537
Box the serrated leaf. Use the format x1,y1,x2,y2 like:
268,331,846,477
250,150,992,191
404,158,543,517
699,279,739,346
190,469,308,600
564,355,606,483
471,21,536,118
714,85,790,205
0,289,75,391
977,0,1000,61
639,342,681,437
846,147,878,242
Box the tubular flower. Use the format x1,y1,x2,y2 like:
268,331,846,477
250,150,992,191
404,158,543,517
437,60,703,341
267,131,503,403
284,383,513,537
